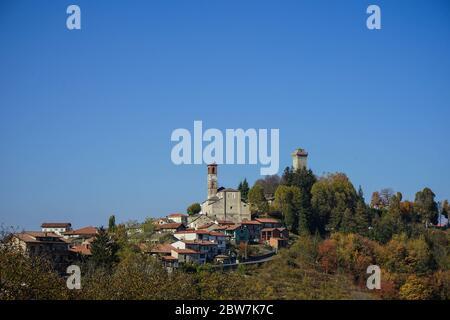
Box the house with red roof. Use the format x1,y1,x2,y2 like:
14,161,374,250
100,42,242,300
174,229,211,241
172,239,218,263
41,222,72,235
255,218,283,229
174,229,228,253
261,227,289,249
155,222,185,233
240,220,262,242
167,213,188,226
224,224,250,244
171,248,201,264
63,226,98,240
69,237,94,256
7,231,72,272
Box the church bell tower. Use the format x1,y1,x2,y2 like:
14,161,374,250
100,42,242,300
207,163,218,199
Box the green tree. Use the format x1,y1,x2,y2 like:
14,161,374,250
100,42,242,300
357,185,365,203
441,200,449,219
310,173,359,235
90,227,119,270
0,244,70,299
354,200,370,235
142,217,156,234
108,215,116,232
274,185,304,233
248,184,268,213
281,167,316,233
414,187,439,227
187,203,201,215
254,175,281,196
238,179,250,202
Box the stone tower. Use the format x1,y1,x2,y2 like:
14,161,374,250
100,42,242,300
207,163,218,199
292,148,308,171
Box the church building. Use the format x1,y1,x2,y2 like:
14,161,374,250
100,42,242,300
201,164,251,223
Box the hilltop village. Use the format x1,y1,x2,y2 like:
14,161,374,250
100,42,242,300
2,147,449,300
4,149,309,272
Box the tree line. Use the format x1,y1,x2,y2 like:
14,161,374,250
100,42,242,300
239,166,447,243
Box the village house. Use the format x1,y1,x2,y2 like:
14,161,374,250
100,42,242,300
174,229,228,253
269,237,288,250
155,222,185,233
154,217,171,225
207,231,228,253
260,227,289,242
255,218,283,229
161,255,179,269
69,237,94,257
174,229,211,241
149,243,174,257
41,222,72,236
261,227,289,249
171,248,202,264
187,214,215,229
172,240,217,263
63,226,98,241
214,254,231,264
7,231,72,272
240,220,262,243
167,213,188,226
224,224,250,244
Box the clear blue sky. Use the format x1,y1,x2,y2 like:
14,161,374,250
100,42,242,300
1,0,449,230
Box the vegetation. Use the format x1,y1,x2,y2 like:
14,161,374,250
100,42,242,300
237,179,250,202
187,203,201,216
1,166,448,300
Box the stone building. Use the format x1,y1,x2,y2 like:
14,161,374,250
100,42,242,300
7,231,72,273
201,164,251,223
292,148,308,171
41,222,72,236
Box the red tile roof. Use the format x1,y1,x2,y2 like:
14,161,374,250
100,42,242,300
13,231,65,243
261,227,287,232
150,243,175,254
212,225,229,231
175,229,210,234
208,231,227,237
172,248,200,254
41,222,71,228
255,218,280,224
241,220,262,225
168,213,188,218
64,226,98,235
69,245,92,255
226,224,242,231
161,256,178,261
180,240,217,246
